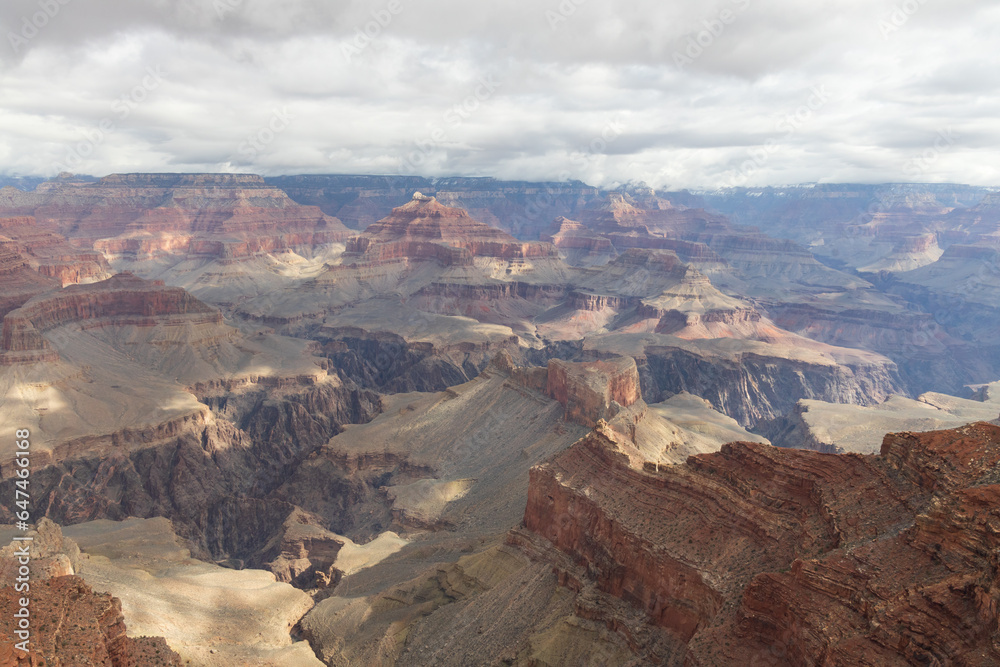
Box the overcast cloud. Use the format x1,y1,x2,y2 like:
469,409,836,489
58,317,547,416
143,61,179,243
0,0,997,188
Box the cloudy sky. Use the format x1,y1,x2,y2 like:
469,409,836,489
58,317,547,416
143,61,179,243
0,0,997,189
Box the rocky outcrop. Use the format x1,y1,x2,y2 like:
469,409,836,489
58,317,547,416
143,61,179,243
885,242,1000,358
691,422,1000,665
266,174,600,237
0,374,381,567
416,281,567,303
519,420,1000,665
541,217,615,251
0,519,180,666
343,237,477,266
411,281,570,331
96,206,349,263
768,301,980,395
265,174,435,226
605,232,726,265
0,216,111,338
316,325,521,394
0,518,80,582
0,272,220,361
0,215,110,286
690,183,968,248
0,240,59,324
637,345,903,427
208,500,346,588
856,232,944,273
566,291,636,312
769,303,952,357
935,190,1000,242
566,191,867,292
541,216,617,266
631,266,763,338
756,385,1000,456
345,194,559,262
0,576,182,666
545,358,642,427
2,173,352,264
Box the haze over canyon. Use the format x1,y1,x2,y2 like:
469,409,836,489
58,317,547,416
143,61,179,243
0,172,997,665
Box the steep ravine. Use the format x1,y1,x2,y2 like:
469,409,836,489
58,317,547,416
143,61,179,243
0,377,381,568
636,347,904,427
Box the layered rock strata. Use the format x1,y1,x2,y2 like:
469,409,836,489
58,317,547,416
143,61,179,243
2,173,352,264
544,357,641,427
344,194,558,262
1,272,219,363
0,215,110,286
519,421,1000,665
265,174,600,237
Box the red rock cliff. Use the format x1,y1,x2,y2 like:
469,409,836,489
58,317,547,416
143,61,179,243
346,194,558,261
0,215,110,286
0,576,182,666
520,421,1000,663
5,173,352,262
545,358,641,427
1,272,222,359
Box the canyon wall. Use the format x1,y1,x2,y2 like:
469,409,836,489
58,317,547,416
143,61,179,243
519,421,1000,665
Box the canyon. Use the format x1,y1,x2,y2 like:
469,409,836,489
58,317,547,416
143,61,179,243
2,173,999,664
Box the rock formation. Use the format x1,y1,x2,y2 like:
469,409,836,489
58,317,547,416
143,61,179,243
0,271,382,584
760,379,1000,454
0,173,352,264
540,216,617,266
543,357,641,427
7,173,1000,664
0,215,110,286
514,421,1000,665
0,519,79,583
0,519,181,666
1,272,220,363
0,576,182,666
266,174,600,237
60,517,325,665
0,215,111,347
345,193,558,262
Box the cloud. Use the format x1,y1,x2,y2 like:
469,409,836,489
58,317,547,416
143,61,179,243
0,0,998,188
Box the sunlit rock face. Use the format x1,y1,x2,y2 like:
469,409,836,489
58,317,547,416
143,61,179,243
520,421,1000,665
1,173,352,264
5,174,1000,665
345,194,558,262
0,519,182,666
